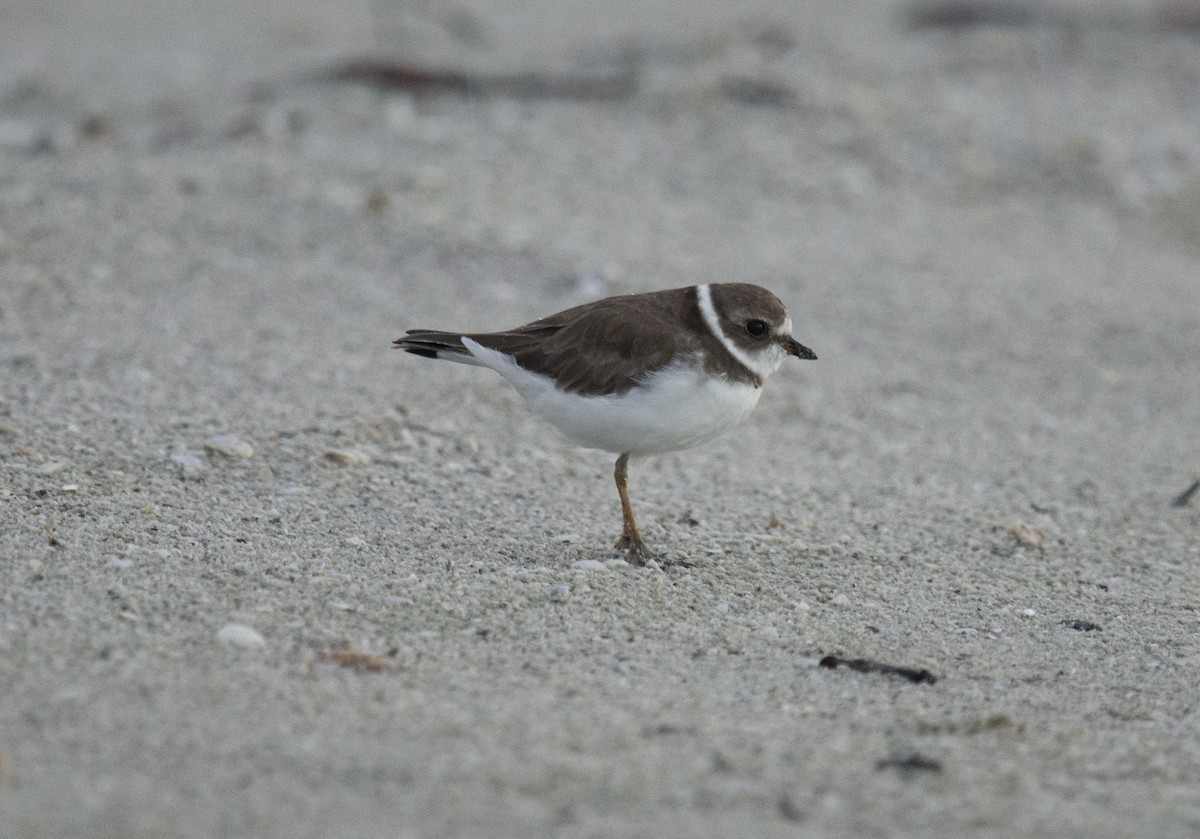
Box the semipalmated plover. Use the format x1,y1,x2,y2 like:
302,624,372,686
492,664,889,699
394,283,816,562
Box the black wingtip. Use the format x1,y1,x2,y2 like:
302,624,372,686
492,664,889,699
392,336,436,357
402,346,439,359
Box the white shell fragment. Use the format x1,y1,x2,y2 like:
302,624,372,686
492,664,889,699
170,449,206,475
205,435,255,459
217,623,266,648
324,448,371,466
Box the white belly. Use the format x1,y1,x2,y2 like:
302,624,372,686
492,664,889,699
463,341,763,455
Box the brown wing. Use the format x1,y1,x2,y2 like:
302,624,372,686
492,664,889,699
467,290,700,396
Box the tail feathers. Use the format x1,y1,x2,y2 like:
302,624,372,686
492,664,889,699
393,330,483,365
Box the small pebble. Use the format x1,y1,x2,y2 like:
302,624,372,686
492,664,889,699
205,434,254,459
1021,608,1037,617
61,484,79,492
217,623,266,648
79,113,116,141
170,449,206,475
571,559,608,571
830,593,852,607
36,460,66,475
106,556,134,569
550,583,571,602
715,601,730,614
1010,522,1045,550
0,119,51,152
362,185,390,214
325,448,370,466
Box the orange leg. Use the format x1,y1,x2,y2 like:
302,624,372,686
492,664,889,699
613,453,651,563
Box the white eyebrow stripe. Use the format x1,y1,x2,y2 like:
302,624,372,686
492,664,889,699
695,283,763,379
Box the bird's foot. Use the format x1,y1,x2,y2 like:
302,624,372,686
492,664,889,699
616,531,655,565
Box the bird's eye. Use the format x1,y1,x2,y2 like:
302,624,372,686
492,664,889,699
745,319,768,337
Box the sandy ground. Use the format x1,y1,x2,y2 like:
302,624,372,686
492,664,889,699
2,1,1199,836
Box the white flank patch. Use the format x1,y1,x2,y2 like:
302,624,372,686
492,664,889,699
695,284,785,381
462,337,763,455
